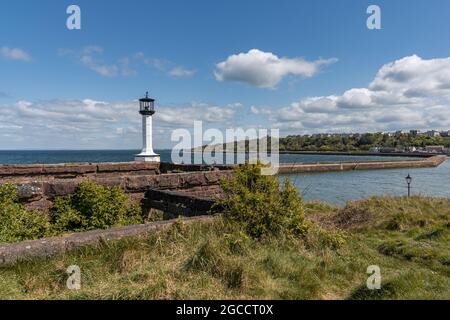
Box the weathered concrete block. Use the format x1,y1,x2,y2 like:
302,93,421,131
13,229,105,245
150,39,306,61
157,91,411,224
16,182,43,201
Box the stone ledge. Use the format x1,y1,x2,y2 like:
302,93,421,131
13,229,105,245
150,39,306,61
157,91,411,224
0,215,217,266
0,162,160,179
0,162,236,179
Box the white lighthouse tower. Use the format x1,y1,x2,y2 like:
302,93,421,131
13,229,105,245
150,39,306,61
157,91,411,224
135,92,160,162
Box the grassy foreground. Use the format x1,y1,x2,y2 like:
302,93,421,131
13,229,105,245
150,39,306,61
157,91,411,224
0,196,449,300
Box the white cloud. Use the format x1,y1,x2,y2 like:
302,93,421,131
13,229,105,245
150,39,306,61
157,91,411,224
214,49,337,88
60,46,136,77
169,66,196,77
0,99,239,149
135,52,195,78
60,48,194,79
155,102,236,126
0,47,32,62
264,55,450,133
250,105,272,115
118,57,137,76
78,46,121,77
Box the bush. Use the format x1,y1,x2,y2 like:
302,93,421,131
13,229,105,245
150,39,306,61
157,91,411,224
0,184,50,243
217,162,308,239
52,180,143,233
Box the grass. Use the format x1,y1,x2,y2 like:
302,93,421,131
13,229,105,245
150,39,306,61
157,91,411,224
0,196,449,300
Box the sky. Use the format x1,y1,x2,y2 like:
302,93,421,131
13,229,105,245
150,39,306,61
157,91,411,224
1,0,450,149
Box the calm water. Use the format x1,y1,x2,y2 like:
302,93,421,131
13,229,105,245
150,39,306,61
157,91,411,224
0,150,447,205
281,160,450,205
0,150,415,165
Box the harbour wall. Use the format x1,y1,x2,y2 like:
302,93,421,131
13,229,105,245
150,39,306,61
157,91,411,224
0,156,448,264
279,151,433,157
0,156,446,212
0,162,233,212
277,155,446,174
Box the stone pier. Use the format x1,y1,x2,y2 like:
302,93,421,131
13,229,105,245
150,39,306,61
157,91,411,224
277,155,446,174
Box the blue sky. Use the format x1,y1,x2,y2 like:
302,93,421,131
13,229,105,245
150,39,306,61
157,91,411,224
1,0,450,149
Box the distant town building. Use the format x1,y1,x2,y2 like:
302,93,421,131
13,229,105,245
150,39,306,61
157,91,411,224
424,145,445,153
379,147,401,153
440,130,450,137
410,130,419,137
425,130,441,138
395,130,408,137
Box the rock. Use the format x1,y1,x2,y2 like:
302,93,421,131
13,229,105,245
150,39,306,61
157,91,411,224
16,182,43,201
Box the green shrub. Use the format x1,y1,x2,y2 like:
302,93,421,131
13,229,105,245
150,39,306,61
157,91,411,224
0,184,49,243
52,180,143,233
217,162,307,239
304,222,347,250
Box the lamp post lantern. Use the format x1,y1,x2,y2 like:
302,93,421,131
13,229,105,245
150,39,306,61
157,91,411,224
405,173,412,197
135,92,160,162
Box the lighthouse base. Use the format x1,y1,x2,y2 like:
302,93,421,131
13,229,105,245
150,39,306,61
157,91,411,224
134,154,161,163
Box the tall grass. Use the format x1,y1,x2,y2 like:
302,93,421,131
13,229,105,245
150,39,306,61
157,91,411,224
0,196,449,300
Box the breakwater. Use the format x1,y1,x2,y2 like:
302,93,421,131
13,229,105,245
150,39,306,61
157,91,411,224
277,155,446,174
0,156,446,213
279,150,432,157
1,157,448,264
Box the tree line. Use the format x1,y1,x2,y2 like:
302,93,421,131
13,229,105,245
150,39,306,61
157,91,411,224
279,133,450,152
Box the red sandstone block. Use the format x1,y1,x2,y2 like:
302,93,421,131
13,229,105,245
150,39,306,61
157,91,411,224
156,174,182,189
96,163,120,172
43,180,79,197
93,177,127,189
181,172,207,187
125,175,158,192
97,162,158,172
42,164,96,174
0,165,44,176
117,163,151,171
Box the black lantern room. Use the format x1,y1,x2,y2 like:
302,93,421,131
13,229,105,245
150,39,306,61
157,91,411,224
139,92,155,115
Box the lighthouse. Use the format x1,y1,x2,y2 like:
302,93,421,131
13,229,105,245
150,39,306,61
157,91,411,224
135,92,160,162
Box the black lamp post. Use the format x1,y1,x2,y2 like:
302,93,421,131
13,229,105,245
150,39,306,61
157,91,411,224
405,173,412,197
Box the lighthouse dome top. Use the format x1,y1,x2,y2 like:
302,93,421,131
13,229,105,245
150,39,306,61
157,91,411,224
139,92,155,115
